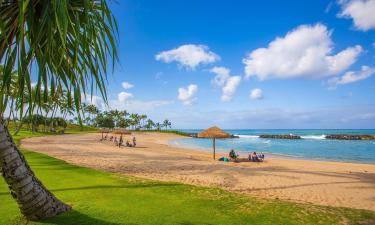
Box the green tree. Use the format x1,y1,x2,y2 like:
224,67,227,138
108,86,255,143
95,113,115,128
145,119,155,130
84,104,99,126
0,0,118,220
108,109,125,127
130,113,140,130
155,122,162,131
140,114,147,129
163,119,171,130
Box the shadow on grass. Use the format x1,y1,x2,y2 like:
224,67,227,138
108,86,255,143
0,183,182,196
38,210,127,225
50,182,183,192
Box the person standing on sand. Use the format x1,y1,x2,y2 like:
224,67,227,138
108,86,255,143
119,135,123,148
133,136,137,147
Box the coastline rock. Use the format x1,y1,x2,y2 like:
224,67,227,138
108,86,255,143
325,134,375,140
192,133,239,138
259,134,301,139
188,133,198,138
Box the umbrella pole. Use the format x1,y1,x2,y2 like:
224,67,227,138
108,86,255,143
213,138,216,160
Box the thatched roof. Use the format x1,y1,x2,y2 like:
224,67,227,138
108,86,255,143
197,126,231,138
98,128,111,133
112,129,131,135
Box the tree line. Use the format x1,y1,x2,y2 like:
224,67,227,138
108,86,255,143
81,103,172,130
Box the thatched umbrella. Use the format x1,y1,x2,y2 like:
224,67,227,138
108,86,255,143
198,126,231,160
98,128,110,139
112,128,131,135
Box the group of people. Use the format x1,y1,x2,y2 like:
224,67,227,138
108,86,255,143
228,149,265,162
102,134,137,148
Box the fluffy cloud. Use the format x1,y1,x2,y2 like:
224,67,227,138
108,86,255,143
121,82,134,89
82,94,106,109
338,0,375,31
118,92,133,102
82,93,173,113
249,88,263,100
178,84,198,105
210,66,230,86
221,76,241,102
109,99,174,112
155,44,220,69
243,24,362,80
210,66,241,101
328,65,375,88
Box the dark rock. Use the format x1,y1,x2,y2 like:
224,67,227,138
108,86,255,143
325,134,375,140
259,134,301,139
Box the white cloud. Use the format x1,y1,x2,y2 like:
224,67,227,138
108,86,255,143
82,93,173,113
178,84,198,105
109,99,174,112
155,44,220,69
209,66,241,101
221,76,241,102
243,24,362,80
338,0,375,31
118,92,133,102
82,94,106,109
121,82,134,89
210,66,230,86
328,65,375,88
249,88,263,100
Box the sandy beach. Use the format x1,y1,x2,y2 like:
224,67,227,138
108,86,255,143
21,132,375,211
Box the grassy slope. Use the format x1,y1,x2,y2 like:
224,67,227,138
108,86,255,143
0,129,374,225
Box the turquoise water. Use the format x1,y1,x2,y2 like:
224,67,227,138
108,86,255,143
169,129,375,164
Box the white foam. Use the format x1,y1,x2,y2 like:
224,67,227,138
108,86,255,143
301,135,326,140
237,135,259,138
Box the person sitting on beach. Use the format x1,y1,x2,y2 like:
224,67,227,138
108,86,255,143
259,152,265,161
132,136,137,147
109,136,113,141
250,152,262,162
229,149,238,161
126,140,132,147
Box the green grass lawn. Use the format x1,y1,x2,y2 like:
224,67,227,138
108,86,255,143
1,130,374,225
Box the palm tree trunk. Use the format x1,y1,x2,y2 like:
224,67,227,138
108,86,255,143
0,119,71,220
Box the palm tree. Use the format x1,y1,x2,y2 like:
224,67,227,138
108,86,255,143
129,113,140,130
155,122,162,131
108,109,125,128
145,119,155,130
140,114,147,130
85,104,99,126
0,1,118,220
163,119,171,130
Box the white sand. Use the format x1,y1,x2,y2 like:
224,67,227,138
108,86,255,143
21,132,375,211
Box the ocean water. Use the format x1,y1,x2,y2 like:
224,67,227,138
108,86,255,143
169,129,375,164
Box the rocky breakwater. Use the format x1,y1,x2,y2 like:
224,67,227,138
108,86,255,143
325,134,375,140
191,133,239,138
259,134,301,139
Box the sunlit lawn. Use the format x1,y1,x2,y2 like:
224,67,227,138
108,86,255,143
0,129,374,225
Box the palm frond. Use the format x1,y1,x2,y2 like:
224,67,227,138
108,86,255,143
0,0,118,120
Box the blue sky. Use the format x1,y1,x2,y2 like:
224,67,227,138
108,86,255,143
88,0,375,129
